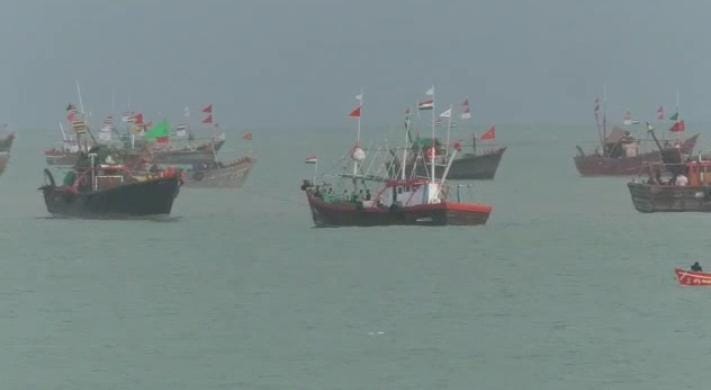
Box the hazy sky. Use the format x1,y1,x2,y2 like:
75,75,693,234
1,0,709,130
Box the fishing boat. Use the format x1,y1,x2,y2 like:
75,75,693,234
627,128,711,212
674,268,711,286
40,147,181,218
574,95,698,176
407,100,505,180
406,137,506,180
182,156,255,188
303,176,492,226
575,127,698,176
302,89,493,227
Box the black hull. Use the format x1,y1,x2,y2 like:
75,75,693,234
41,177,180,218
414,147,506,180
627,182,711,212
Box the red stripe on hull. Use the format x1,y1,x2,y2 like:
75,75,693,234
305,193,491,227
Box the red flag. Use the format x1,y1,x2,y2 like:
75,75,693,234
242,131,253,140
67,111,78,123
670,120,686,133
453,140,463,152
202,104,213,114
349,105,361,118
133,113,144,125
480,125,496,141
202,114,213,124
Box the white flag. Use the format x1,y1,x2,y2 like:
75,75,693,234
439,108,452,118
355,92,363,101
426,86,435,96
461,112,472,120
184,106,191,118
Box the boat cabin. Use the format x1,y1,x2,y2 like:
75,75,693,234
376,179,443,208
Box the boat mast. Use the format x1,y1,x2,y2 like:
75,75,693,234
602,83,608,155
445,104,453,158
76,81,85,115
675,89,681,141
184,106,193,140
430,85,436,183
353,90,363,177
75,81,97,149
440,149,458,187
401,108,410,181
58,122,68,143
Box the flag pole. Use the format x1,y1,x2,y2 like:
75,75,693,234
75,81,85,115
357,88,363,145
431,86,436,183
313,159,318,184
675,89,681,140
445,104,453,158
58,122,66,141
402,108,409,181
353,90,363,178
602,83,608,155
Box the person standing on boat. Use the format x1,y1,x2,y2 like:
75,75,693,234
675,173,689,186
691,262,703,272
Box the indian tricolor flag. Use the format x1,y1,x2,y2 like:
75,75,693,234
418,99,434,110
305,155,318,164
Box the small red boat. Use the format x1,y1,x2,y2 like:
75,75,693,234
674,268,711,286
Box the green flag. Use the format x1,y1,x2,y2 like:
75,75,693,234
145,120,170,140
669,112,679,121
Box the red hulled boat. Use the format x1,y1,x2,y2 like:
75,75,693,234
674,268,711,286
303,178,491,227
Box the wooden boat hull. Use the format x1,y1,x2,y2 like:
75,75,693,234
151,149,215,165
40,176,180,218
151,140,226,165
183,157,255,189
414,147,506,180
575,152,662,176
627,182,711,212
305,193,491,227
574,134,699,176
675,268,711,286
45,152,79,166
